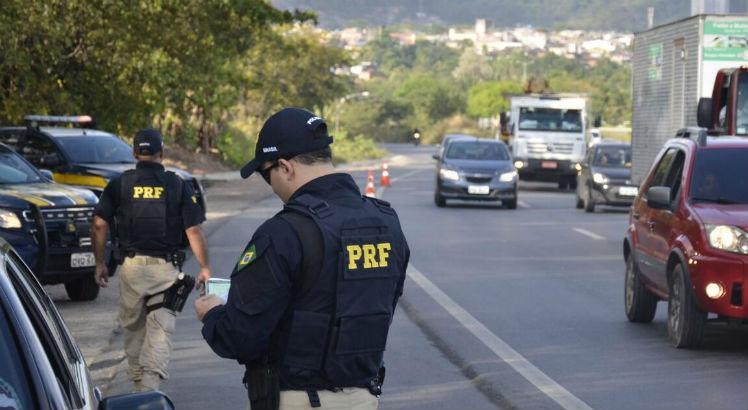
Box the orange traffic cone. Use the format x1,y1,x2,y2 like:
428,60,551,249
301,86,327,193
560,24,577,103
380,161,391,187
365,170,376,198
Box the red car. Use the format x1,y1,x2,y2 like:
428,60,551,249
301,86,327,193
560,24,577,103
624,130,748,348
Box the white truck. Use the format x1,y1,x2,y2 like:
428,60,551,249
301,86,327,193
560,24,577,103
506,94,587,189
631,14,748,184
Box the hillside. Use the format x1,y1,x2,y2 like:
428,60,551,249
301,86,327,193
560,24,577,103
272,0,690,32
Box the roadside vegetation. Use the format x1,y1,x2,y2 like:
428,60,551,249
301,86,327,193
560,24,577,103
0,1,383,167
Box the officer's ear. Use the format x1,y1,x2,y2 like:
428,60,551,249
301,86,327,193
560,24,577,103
277,158,294,179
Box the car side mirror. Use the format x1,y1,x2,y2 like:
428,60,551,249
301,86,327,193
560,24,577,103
646,186,671,209
38,169,54,182
98,391,175,410
432,154,440,160
697,97,713,128
40,153,61,168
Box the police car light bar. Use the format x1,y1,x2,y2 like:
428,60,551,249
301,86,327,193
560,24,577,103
24,115,93,125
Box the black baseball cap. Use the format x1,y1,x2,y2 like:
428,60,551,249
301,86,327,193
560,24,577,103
133,128,163,156
240,107,333,179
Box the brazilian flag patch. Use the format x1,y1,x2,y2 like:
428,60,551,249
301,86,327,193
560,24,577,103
238,245,257,268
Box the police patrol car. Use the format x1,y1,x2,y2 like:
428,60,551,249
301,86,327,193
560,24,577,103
0,143,104,301
0,115,206,210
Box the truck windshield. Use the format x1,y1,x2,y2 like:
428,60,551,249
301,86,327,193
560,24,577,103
690,148,748,204
593,146,631,168
56,135,135,164
519,107,582,133
446,141,509,161
0,149,42,184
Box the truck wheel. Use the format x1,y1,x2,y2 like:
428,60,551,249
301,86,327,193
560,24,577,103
434,193,446,207
504,198,517,209
65,274,100,301
667,263,706,348
584,191,595,213
624,256,657,323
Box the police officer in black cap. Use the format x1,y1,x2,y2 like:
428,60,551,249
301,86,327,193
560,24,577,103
194,108,409,410
92,127,212,392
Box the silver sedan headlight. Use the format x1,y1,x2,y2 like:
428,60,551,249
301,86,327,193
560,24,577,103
439,168,460,181
499,170,518,182
707,225,748,254
593,173,609,184
0,208,22,229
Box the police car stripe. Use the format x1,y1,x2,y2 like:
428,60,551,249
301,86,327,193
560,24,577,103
53,173,108,188
3,190,55,206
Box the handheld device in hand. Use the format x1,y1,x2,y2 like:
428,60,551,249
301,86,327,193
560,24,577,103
205,278,231,302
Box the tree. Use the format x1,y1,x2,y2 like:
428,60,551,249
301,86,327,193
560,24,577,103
466,81,522,118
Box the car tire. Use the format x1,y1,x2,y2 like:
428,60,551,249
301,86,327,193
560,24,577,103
584,190,595,213
504,198,517,209
434,193,446,208
667,263,706,348
624,255,657,323
65,274,100,301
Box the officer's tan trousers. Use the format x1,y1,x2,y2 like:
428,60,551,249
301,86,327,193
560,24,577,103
250,388,378,410
118,255,179,392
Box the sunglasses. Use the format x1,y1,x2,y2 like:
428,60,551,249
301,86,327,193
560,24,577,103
259,161,281,184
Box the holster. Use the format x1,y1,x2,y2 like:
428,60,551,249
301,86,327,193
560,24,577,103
243,362,280,410
166,250,186,272
367,365,386,396
146,273,195,314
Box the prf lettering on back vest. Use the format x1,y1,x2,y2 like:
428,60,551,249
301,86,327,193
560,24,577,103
346,243,392,269
132,186,164,199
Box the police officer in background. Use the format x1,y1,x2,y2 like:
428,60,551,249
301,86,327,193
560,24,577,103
194,108,409,410
92,128,212,392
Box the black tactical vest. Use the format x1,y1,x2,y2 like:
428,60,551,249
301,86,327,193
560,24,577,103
116,166,185,253
276,193,406,389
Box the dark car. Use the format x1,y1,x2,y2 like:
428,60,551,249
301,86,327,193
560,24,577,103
624,131,748,348
0,115,206,210
575,141,638,212
433,137,518,209
0,143,109,301
0,237,174,409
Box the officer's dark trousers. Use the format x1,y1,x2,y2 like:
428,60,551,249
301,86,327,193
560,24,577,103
251,388,377,410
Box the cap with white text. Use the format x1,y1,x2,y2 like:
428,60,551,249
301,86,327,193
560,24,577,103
240,107,333,179
133,128,163,156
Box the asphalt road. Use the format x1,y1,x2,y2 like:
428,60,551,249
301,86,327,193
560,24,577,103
109,143,748,409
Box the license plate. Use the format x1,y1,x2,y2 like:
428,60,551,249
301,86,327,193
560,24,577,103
541,161,558,169
71,252,95,268
619,186,639,197
468,185,490,195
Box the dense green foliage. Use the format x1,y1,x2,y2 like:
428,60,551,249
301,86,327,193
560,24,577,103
0,1,385,166
339,38,631,144
274,0,689,31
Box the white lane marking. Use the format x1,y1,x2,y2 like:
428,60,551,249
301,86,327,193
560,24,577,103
518,200,532,209
408,265,593,410
391,168,427,183
572,228,606,241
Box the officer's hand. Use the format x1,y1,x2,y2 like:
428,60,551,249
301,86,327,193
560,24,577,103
196,267,211,290
194,294,223,322
95,265,109,288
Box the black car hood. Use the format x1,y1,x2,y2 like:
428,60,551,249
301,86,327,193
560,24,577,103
76,163,195,181
590,166,631,182
0,182,98,210
444,159,514,175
